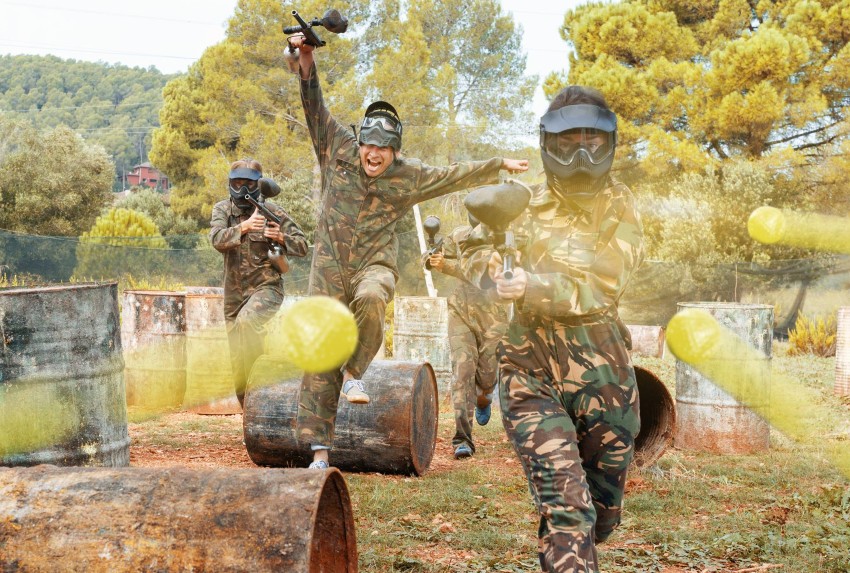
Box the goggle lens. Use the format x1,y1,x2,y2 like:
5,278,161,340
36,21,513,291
362,115,400,133
543,128,612,165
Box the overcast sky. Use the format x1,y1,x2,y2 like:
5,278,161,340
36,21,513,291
0,0,591,118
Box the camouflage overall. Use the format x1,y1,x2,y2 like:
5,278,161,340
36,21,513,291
295,62,505,447
497,180,643,572
432,224,507,454
210,198,308,406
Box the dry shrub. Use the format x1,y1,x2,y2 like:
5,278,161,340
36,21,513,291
787,311,837,357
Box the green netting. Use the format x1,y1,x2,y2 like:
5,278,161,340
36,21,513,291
2,227,847,337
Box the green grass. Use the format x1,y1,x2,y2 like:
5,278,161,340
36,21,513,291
127,350,850,572
345,349,850,572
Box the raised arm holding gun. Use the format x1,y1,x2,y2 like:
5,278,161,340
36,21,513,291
287,32,528,471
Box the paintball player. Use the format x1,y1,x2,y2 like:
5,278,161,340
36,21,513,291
287,34,528,470
426,216,507,460
487,87,644,572
210,159,308,409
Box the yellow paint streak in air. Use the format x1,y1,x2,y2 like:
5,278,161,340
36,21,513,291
667,309,849,478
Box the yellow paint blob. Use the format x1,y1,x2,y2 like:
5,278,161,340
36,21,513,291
275,296,358,374
665,308,722,364
747,206,786,245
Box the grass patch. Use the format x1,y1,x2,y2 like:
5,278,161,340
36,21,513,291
127,352,850,571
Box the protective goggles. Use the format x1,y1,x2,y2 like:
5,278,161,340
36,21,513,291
541,128,614,166
361,114,401,134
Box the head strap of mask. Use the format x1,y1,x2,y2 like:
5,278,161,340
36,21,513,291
359,100,402,151
539,104,617,199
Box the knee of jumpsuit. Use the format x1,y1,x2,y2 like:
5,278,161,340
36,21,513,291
351,282,390,315
234,307,270,334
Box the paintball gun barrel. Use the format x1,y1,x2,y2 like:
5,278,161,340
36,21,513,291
463,182,531,280
423,215,443,270
244,193,289,274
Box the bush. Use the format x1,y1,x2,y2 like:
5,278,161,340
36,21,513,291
787,312,837,357
73,208,168,280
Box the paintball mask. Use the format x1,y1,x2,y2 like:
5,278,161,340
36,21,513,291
359,101,402,151
228,166,262,210
539,104,617,198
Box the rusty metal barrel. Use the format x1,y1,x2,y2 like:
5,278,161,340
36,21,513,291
633,366,676,468
835,307,850,397
183,286,240,414
244,358,439,475
120,290,186,413
0,283,129,467
674,302,772,454
393,296,452,394
0,465,357,572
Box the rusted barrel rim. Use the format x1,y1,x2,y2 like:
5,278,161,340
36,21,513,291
633,366,676,468
0,281,117,295
409,362,439,476
123,289,186,296
309,468,358,572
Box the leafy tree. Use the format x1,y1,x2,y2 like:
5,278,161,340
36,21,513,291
115,188,201,248
150,0,535,227
73,207,168,280
549,0,850,214
0,121,113,236
0,55,174,184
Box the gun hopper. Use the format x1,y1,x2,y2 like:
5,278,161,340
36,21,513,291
423,215,443,270
463,182,531,280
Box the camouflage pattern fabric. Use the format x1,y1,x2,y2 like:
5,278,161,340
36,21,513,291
210,198,308,405
296,62,504,447
498,179,643,572
432,225,507,453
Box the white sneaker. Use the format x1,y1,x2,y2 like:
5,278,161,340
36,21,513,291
308,459,329,470
342,379,370,404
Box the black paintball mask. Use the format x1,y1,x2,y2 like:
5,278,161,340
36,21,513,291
228,167,262,210
359,101,402,151
539,104,617,200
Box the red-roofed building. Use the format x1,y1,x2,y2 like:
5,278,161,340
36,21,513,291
126,163,170,191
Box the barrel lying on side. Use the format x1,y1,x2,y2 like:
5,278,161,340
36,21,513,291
0,465,357,573
244,358,439,475
633,365,676,468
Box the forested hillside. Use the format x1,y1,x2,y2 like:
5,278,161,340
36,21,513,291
0,54,175,184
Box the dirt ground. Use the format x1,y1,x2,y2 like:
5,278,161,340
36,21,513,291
128,410,464,474
129,411,254,469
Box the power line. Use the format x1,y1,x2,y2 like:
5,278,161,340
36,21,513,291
0,1,226,27
0,41,197,63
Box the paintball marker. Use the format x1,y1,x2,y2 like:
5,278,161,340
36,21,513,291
283,8,349,72
463,182,531,280
244,193,290,274
423,215,443,270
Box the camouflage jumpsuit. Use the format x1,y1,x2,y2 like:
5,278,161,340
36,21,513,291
210,199,308,406
296,62,505,447
498,180,643,572
431,224,507,454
